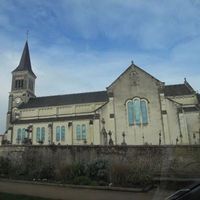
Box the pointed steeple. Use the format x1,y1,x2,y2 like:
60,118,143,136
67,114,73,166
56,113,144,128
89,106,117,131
12,41,36,78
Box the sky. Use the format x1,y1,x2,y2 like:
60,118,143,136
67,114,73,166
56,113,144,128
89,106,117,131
0,0,200,133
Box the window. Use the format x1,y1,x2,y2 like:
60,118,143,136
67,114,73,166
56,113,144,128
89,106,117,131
17,128,22,144
127,98,148,126
56,126,65,142
29,79,33,90
36,127,45,143
15,79,24,89
76,124,87,140
76,125,81,140
16,128,27,144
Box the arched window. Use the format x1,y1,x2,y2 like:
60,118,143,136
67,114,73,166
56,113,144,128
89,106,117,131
76,125,81,140
61,126,65,141
22,128,26,140
76,124,87,141
36,127,41,142
82,124,86,140
141,100,148,124
17,128,22,144
127,101,134,125
56,126,61,142
41,127,45,142
133,99,141,125
127,98,149,126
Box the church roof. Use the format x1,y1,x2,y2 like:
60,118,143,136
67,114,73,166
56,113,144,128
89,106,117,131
164,84,195,96
19,91,108,109
12,41,36,78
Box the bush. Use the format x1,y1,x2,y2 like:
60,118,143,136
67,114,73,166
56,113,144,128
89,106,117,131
111,163,153,187
0,157,12,176
87,160,109,182
72,176,91,185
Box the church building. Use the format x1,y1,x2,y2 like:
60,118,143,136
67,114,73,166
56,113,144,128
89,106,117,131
3,41,200,145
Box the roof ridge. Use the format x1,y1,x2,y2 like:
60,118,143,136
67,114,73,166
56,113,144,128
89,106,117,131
165,83,185,87
29,90,107,99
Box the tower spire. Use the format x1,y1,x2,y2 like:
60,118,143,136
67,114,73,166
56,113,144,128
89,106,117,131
12,41,36,78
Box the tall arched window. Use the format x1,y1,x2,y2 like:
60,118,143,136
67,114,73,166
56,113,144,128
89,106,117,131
82,124,86,140
76,125,81,140
141,100,148,124
41,127,45,142
56,125,66,142
56,126,61,142
36,127,41,142
127,101,134,125
36,127,45,143
133,99,141,125
127,98,149,126
61,126,65,141
76,124,87,140
22,128,26,142
17,128,22,144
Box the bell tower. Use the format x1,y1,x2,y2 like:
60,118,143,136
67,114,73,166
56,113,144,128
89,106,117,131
6,41,37,129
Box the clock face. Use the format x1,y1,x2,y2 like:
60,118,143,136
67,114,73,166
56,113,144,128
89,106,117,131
15,97,22,104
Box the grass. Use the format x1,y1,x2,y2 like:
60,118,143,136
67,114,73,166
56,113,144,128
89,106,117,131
0,192,53,200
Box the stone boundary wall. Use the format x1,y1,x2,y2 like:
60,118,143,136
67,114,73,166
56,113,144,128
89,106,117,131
0,145,200,178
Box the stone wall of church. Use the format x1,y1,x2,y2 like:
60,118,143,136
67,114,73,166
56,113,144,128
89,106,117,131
185,111,200,144
0,145,200,178
20,102,105,120
107,67,163,145
169,95,198,105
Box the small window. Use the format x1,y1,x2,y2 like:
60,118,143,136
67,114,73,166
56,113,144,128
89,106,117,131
36,127,45,143
15,79,24,89
56,125,66,142
76,124,87,140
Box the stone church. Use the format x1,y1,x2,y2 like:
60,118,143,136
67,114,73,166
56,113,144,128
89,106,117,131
3,41,200,145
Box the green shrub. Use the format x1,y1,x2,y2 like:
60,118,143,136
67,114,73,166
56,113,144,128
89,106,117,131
87,160,109,182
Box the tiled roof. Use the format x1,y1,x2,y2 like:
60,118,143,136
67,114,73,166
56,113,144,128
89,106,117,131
19,91,108,109
164,84,194,96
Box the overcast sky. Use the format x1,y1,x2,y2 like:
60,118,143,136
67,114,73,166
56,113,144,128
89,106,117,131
0,0,200,133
